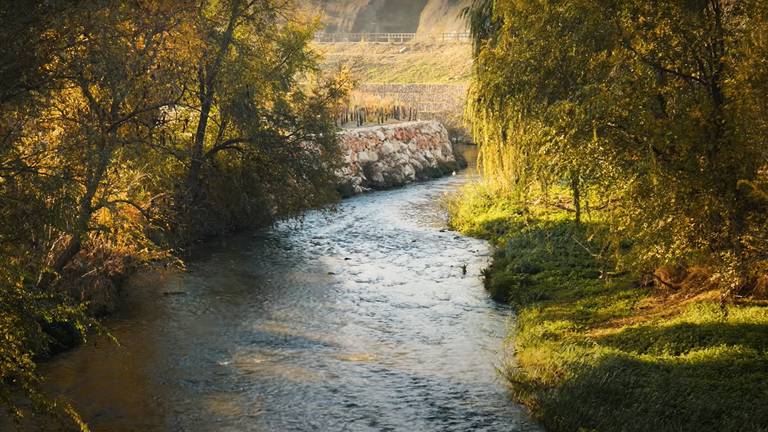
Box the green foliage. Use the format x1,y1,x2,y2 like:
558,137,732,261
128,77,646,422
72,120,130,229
0,275,93,431
166,0,350,243
0,0,348,426
449,188,768,432
464,0,768,290
447,182,525,242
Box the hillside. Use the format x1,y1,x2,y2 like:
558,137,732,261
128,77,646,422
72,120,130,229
316,41,472,84
310,0,471,34
309,1,474,135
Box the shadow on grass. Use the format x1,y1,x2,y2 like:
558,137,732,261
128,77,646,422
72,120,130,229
598,321,768,356
539,349,768,432
476,216,768,431
483,218,616,304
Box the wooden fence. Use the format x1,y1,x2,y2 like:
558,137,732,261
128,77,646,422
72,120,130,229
337,104,420,128
314,32,471,44
336,83,469,129
356,83,468,117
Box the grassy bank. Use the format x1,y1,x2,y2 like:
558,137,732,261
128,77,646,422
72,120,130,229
448,184,768,432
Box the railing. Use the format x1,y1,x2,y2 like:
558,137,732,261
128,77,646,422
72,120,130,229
314,32,471,44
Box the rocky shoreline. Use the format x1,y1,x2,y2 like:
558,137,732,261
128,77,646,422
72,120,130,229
337,121,464,196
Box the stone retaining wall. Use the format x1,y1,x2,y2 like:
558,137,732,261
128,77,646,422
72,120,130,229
337,121,461,196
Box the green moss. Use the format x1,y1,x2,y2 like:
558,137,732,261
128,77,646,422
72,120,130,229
448,184,768,432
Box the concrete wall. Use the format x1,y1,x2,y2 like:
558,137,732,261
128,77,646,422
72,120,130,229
337,121,461,196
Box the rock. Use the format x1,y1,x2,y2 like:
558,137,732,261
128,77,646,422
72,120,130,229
385,170,405,187
357,150,379,163
402,164,416,181
380,141,398,156
337,121,459,195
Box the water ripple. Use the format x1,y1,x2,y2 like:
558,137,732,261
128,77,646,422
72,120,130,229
41,172,542,432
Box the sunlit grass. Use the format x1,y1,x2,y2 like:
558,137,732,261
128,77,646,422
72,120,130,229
315,41,472,84
448,183,768,432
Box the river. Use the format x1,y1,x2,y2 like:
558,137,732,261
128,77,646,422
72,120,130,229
40,152,541,432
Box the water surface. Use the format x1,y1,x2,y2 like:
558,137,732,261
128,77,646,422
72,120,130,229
43,169,541,431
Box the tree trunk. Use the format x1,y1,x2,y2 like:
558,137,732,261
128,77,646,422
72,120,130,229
185,0,241,201
37,145,111,288
186,89,212,200
571,172,581,224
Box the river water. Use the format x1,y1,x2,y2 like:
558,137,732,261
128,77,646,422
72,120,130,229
41,160,541,431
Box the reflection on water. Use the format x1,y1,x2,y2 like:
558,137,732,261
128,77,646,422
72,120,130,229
40,156,541,431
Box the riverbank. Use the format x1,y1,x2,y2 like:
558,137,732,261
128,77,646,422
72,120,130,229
49,122,467,346
18,132,468,431
447,184,768,432
338,121,464,196
63,121,460,301
29,172,542,431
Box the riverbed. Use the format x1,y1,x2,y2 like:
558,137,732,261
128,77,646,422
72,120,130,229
41,165,541,431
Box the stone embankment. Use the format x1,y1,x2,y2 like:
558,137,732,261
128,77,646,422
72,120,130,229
337,121,462,196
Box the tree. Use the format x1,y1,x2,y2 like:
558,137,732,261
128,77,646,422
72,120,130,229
464,0,768,292
164,0,348,240
1,0,347,426
34,0,190,286
464,0,620,221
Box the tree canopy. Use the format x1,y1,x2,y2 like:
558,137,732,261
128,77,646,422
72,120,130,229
464,0,768,292
0,1,348,428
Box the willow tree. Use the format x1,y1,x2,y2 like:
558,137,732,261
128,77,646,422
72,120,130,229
39,1,193,286
614,0,768,293
464,0,621,221
465,0,768,292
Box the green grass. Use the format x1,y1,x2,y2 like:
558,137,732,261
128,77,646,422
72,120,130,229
315,41,472,84
448,183,768,432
